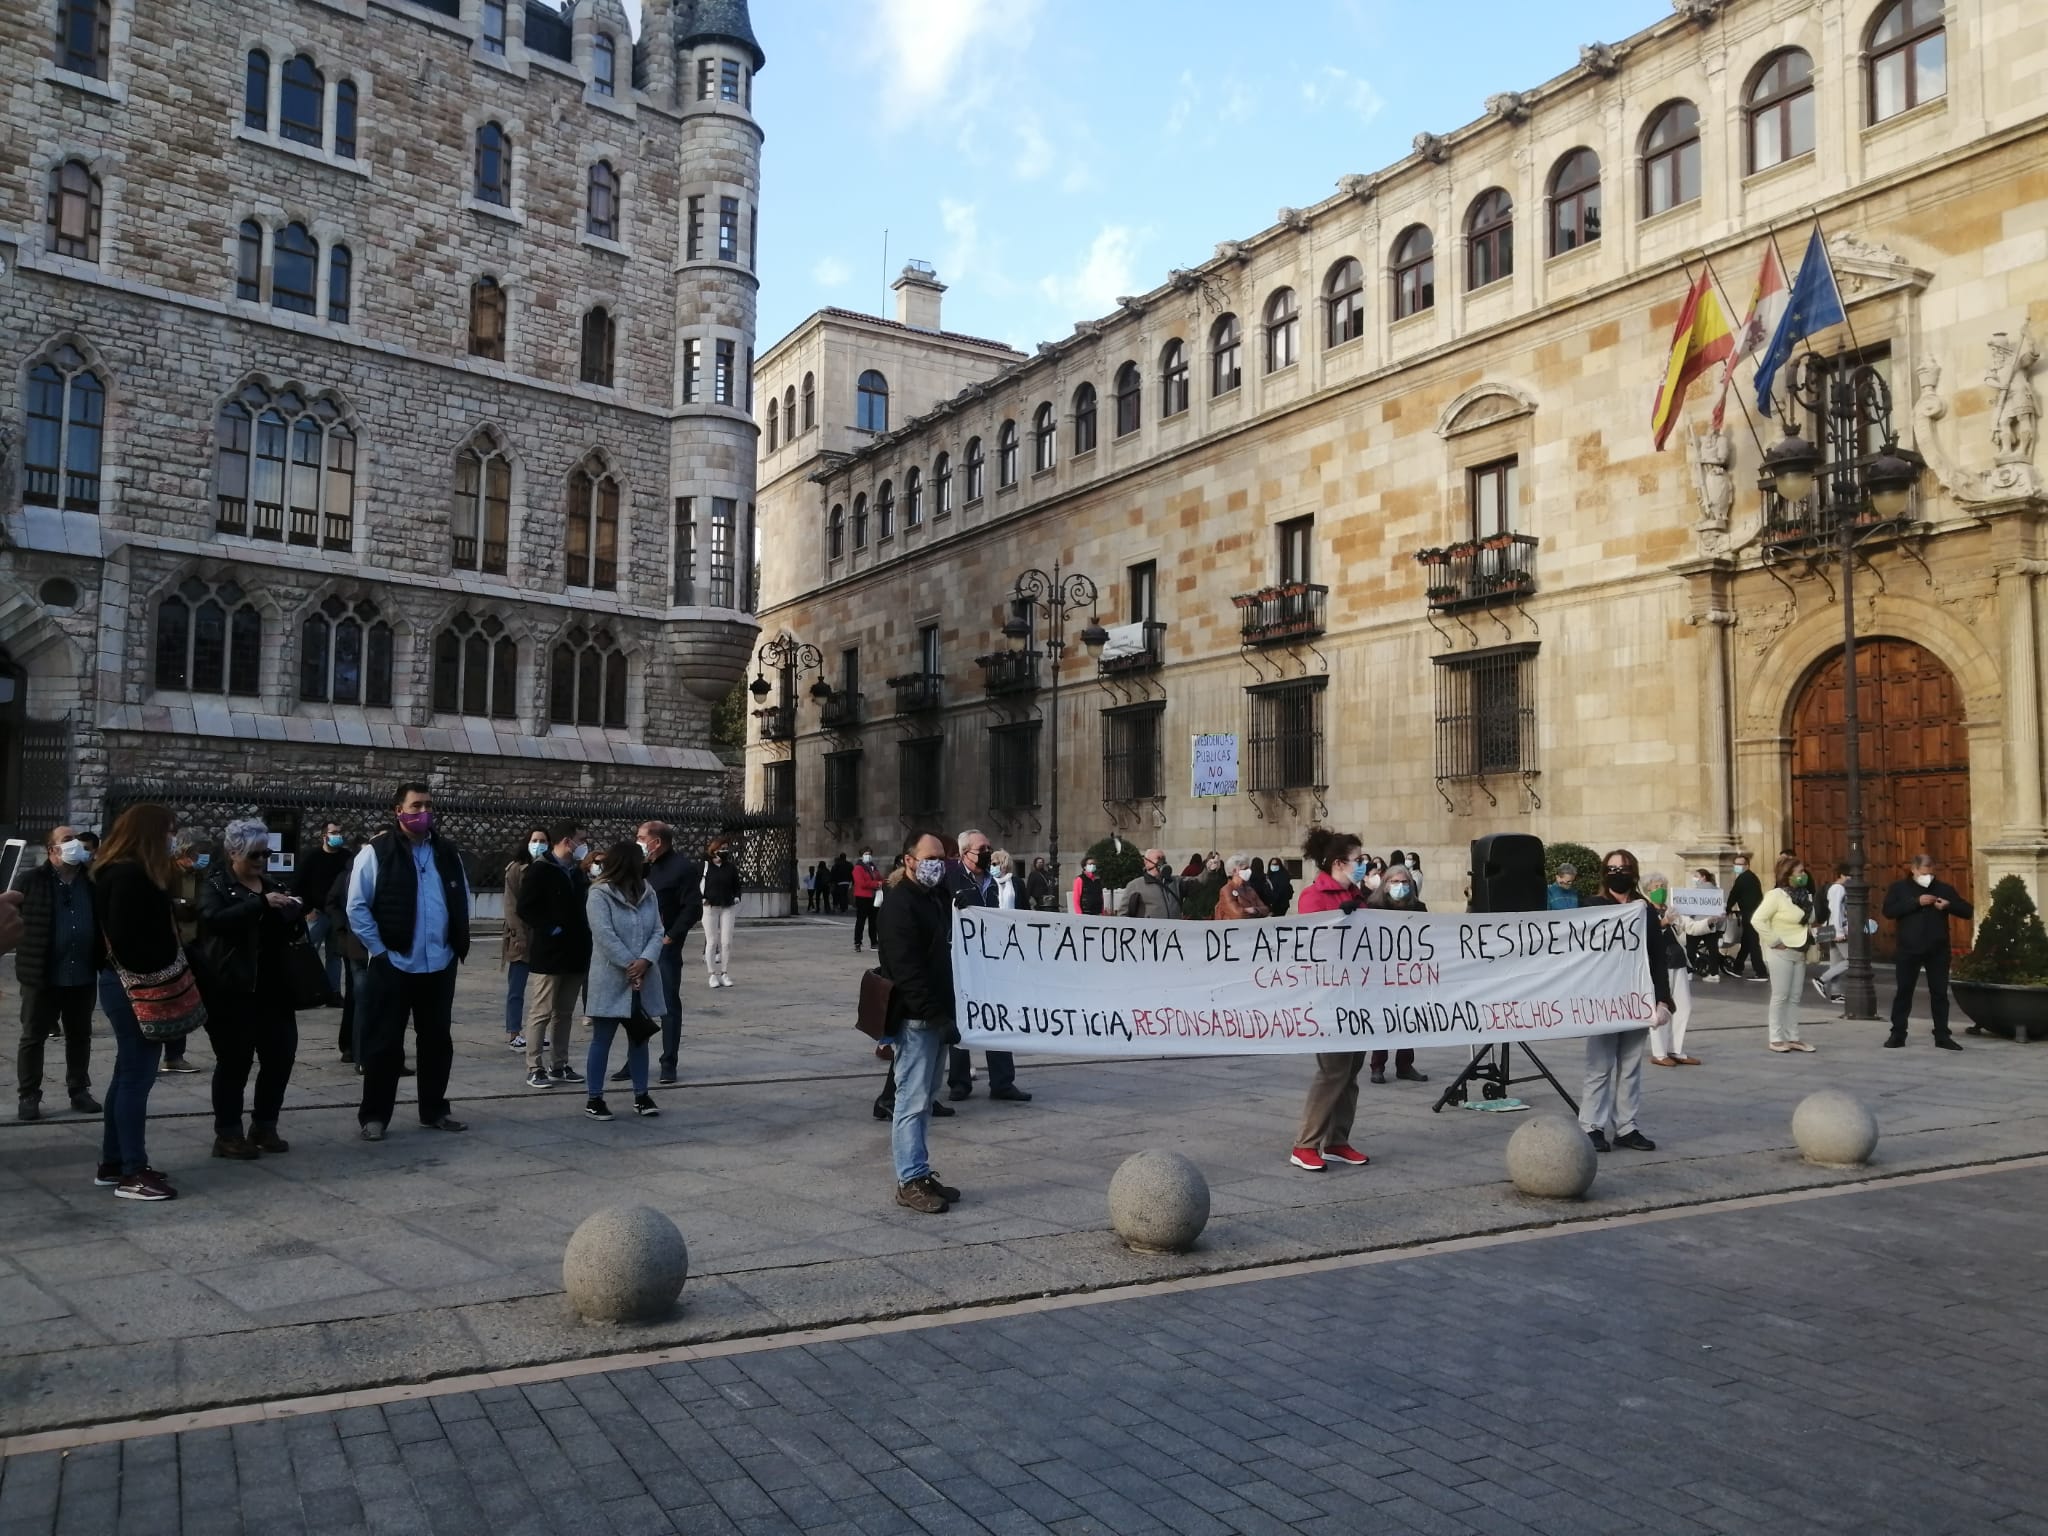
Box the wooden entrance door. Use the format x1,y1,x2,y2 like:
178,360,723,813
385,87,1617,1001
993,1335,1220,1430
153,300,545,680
1790,638,1971,955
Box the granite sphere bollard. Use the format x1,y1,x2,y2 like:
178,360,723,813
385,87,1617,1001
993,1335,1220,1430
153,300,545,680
1107,1150,1211,1254
562,1205,689,1323
1505,1115,1599,1199
1791,1089,1880,1168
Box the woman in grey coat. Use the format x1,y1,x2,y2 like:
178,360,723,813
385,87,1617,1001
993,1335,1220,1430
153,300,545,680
581,840,666,1121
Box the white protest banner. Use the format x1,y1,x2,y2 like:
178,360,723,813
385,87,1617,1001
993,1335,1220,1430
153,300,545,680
1191,734,1239,799
1667,887,1726,920
954,905,1658,1056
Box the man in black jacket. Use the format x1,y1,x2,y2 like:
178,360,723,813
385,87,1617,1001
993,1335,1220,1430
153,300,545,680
292,819,351,1001
876,831,963,1214
1726,852,1768,980
631,820,699,1085
1881,854,1974,1049
516,820,591,1088
14,826,101,1121
944,829,1030,1104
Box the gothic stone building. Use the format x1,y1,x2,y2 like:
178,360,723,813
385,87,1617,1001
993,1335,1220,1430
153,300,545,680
750,0,2048,927
0,0,767,862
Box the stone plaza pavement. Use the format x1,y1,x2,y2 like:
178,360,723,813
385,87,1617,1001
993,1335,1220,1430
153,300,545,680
1,1160,2042,1535
2,916,2044,1441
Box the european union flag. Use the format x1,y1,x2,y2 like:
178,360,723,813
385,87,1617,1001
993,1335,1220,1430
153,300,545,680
1753,228,1847,412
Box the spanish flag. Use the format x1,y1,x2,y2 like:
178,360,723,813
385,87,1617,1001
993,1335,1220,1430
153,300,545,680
1650,271,1734,450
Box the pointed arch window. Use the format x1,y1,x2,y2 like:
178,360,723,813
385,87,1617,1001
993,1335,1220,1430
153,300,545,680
271,222,318,315
934,452,953,516
244,50,270,130
851,492,869,549
1465,192,1513,290
591,33,617,97
1642,101,1702,215
1547,150,1602,255
1072,384,1098,455
828,502,845,560
155,576,261,697
300,596,394,707
1264,288,1299,373
1032,403,1057,473
453,429,512,574
1160,339,1189,417
334,80,357,158
551,626,627,728
766,397,779,452
1114,363,1141,437
1210,314,1242,397
214,382,354,548
280,54,325,147
1869,0,1944,122
236,220,263,301
45,160,101,263
783,384,798,435
1392,226,1435,318
996,421,1018,488
474,121,510,205
431,611,518,719
565,456,620,590
469,276,506,359
856,370,889,433
905,466,923,527
23,344,104,513
580,306,615,386
327,244,352,325
586,160,619,240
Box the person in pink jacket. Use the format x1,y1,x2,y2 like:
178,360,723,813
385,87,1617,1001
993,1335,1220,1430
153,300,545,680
1289,827,1372,1173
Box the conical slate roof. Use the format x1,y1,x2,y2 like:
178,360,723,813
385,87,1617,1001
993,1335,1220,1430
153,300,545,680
675,0,763,70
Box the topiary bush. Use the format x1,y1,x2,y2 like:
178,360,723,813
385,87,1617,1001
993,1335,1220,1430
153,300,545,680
1083,834,1146,895
1545,841,1604,902
1953,875,2048,985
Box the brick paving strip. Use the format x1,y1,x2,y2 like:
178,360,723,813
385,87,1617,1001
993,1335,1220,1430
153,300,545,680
3,1159,2044,1535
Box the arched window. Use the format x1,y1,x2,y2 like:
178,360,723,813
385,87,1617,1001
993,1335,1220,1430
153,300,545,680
46,159,101,262
327,243,352,325
453,428,512,574
214,381,355,548
586,161,619,240
1160,339,1189,417
876,479,895,539
1210,314,1242,396
783,385,798,435
271,222,319,315
22,344,104,513
965,436,986,500
1392,226,1435,319
827,503,845,559
475,121,510,205
1869,0,1944,122
580,306,615,386
1642,101,1702,215
550,626,627,728
431,611,517,719
1747,49,1815,171
851,492,869,549
154,577,261,697
236,219,262,301
334,79,357,158
1548,149,1602,255
591,33,617,97
469,276,506,360
565,455,620,590
1114,362,1141,437
280,54,324,147
800,372,816,430
1264,288,1299,373
1072,384,1098,454
905,466,923,526
244,49,270,130
1465,192,1513,290
1032,403,1056,473
997,421,1018,488
856,369,889,432
300,596,394,707
934,452,953,515
765,397,779,452
57,0,110,80
1324,260,1365,345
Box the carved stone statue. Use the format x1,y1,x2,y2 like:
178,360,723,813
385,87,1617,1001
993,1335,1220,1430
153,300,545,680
1988,326,2040,466
1688,425,1733,553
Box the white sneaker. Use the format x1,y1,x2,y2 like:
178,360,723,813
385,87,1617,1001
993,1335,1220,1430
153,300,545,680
718,974,732,988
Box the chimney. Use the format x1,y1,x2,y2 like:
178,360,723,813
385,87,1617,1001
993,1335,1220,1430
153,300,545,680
892,261,944,331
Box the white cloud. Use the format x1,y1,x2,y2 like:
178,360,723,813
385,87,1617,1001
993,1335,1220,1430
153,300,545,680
1013,113,1053,182
1038,225,1145,319
812,255,852,289
1299,66,1384,126
940,199,981,285
1163,71,1198,138
870,0,1039,130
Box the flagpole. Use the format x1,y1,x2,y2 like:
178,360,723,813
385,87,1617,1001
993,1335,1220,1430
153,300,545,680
1695,251,1771,461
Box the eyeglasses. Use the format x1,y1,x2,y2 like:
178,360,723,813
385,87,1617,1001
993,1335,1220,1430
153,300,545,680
1603,865,1629,875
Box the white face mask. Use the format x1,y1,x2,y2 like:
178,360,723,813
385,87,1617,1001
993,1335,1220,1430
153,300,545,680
571,842,589,863
58,839,90,866
1733,861,1747,872
637,841,654,860
528,841,548,860
1915,873,1934,887
1084,864,1097,876
591,864,604,880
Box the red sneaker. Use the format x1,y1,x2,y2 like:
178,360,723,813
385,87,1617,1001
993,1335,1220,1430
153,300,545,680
1324,1144,1370,1166
1289,1146,1326,1171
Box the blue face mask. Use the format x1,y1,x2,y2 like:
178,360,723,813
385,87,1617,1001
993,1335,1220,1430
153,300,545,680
528,841,548,860
326,834,345,849
194,853,211,870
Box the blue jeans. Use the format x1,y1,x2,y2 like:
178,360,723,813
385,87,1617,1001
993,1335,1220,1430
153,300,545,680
656,943,684,1075
585,1017,648,1096
97,970,164,1176
504,961,529,1037
891,1020,946,1186
306,911,344,996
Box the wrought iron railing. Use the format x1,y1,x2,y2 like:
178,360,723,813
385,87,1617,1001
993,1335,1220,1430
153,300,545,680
754,701,796,742
1233,583,1328,646
1099,621,1167,675
820,689,864,729
976,650,1041,697
887,672,944,714
1416,533,1537,611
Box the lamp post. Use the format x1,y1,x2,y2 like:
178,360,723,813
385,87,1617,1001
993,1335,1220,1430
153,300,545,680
1758,347,1922,1020
1002,565,1108,889
749,635,826,907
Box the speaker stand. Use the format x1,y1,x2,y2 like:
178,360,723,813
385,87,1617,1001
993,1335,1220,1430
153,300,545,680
1430,1042,1578,1115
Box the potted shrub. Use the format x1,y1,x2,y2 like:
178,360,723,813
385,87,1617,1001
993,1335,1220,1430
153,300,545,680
1426,583,1462,605
1951,875,2048,1042
1415,547,1449,567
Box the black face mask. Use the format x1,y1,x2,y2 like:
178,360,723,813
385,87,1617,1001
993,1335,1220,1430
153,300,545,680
1605,869,1636,894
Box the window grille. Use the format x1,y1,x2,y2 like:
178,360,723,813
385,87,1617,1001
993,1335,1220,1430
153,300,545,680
1432,643,1537,779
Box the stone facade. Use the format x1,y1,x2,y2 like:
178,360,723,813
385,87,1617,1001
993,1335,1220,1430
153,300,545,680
751,0,2048,918
0,0,767,845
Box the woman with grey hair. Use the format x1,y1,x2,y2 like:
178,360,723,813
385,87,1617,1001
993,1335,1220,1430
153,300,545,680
195,818,305,1159
1213,853,1270,920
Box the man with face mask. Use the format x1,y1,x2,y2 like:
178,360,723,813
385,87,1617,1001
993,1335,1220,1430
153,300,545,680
14,826,103,1121
945,829,1031,1103
1121,848,1184,920
876,830,967,1213
516,821,593,1089
292,820,352,1003
1726,852,1768,981
1881,854,1974,1049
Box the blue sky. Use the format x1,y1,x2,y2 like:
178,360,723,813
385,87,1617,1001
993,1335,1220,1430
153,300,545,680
631,1,1667,351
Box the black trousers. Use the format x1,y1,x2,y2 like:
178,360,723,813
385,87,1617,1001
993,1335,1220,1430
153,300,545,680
852,898,875,948
206,990,297,1136
1891,949,1952,1038
947,1047,1014,1091
1733,916,1768,978
16,982,95,1100
357,959,458,1127
336,959,355,1057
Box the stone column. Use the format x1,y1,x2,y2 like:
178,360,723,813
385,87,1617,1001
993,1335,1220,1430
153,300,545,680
2002,560,2046,837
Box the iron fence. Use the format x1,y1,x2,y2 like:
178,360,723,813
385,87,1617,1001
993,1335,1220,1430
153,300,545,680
1431,643,1537,780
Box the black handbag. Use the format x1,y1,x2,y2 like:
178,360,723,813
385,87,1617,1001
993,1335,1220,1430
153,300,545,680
283,932,336,1011
623,990,661,1044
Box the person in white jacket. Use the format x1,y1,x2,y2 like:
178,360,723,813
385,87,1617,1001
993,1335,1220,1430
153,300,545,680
582,841,667,1121
1644,870,1704,1067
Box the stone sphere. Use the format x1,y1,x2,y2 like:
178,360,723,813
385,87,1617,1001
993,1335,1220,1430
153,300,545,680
1505,1115,1599,1200
1791,1089,1879,1168
1107,1150,1210,1254
562,1205,689,1323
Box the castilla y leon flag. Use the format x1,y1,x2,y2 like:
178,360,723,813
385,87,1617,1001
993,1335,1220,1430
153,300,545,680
1650,271,1734,451
1710,242,1789,431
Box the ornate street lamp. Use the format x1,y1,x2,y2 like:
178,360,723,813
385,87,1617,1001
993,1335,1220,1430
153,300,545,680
1006,565,1108,887
1758,349,1925,1020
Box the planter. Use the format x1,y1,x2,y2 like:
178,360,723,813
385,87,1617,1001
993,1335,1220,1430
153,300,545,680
1952,980,2048,1043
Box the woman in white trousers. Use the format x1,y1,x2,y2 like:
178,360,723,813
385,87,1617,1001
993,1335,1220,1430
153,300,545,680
698,837,742,987
1645,870,1704,1067
1752,854,1818,1052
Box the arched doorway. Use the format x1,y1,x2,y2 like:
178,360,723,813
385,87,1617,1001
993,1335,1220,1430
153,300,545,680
1790,637,1970,955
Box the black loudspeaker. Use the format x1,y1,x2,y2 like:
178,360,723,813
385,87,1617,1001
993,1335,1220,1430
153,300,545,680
1470,834,1546,913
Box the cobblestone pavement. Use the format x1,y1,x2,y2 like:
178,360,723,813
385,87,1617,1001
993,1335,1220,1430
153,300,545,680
2,1162,2042,1535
